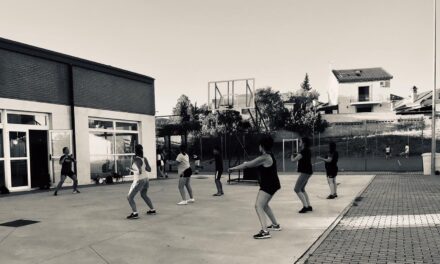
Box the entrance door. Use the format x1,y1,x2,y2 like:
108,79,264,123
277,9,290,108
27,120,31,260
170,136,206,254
29,130,49,188
49,130,73,184
9,130,30,190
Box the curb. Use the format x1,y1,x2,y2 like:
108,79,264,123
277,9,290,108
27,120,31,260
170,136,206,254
294,174,377,264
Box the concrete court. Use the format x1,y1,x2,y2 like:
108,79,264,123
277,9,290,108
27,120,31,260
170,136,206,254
0,174,373,264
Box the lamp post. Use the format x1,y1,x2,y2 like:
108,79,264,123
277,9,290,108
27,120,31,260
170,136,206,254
432,0,437,176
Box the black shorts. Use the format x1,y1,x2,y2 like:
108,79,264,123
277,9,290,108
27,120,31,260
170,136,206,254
260,186,280,196
181,168,192,178
61,170,75,177
327,173,337,178
215,170,223,180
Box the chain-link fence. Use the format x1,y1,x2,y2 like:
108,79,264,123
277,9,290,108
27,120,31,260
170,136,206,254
157,117,436,173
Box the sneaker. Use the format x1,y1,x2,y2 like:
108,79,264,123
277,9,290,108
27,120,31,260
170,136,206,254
213,193,222,196
267,224,282,231
334,194,338,198
146,210,156,215
187,198,195,203
177,200,188,205
326,194,335,199
298,207,308,214
73,190,80,194
306,206,313,212
126,212,139,219
253,230,271,239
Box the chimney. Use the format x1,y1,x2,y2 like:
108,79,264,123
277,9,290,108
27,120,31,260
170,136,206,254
412,86,418,103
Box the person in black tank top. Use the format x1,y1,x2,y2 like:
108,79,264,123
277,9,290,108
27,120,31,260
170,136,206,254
53,147,80,196
291,137,313,213
318,142,339,199
229,136,281,239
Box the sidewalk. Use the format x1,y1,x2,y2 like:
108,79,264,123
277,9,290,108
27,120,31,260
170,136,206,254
302,174,440,264
0,174,372,264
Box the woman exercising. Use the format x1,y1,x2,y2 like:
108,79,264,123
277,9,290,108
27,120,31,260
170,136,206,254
291,137,313,213
229,136,281,239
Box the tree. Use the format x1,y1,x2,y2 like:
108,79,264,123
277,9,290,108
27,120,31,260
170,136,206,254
284,74,328,136
285,108,328,136
300,73,312,91
170,95,203,144
172,95,191,122
255,87,290,131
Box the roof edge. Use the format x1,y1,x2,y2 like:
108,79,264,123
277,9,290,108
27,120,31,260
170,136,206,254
0,37,154,84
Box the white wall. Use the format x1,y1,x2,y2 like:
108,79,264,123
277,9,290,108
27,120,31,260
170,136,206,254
74,107,157,185
337,81,391,114
0,98,71,129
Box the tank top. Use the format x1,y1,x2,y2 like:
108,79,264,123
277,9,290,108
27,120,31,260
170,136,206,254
258,153,281,192
132,157,148,181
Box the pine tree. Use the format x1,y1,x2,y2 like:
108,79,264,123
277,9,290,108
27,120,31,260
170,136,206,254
300,73,312,91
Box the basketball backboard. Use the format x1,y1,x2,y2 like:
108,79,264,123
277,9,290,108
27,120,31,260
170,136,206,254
208,78,255,111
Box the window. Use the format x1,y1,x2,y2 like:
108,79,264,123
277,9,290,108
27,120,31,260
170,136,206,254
380,81,390,88
356,106,372,113
0,129,4,188
89,119,113,130
358,86,370,102
89,118,139,180
8,113,47,126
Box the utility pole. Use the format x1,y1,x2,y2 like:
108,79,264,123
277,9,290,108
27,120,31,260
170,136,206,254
432,0,437,175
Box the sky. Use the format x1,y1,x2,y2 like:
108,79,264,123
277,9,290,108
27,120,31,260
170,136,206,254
0,0,436,115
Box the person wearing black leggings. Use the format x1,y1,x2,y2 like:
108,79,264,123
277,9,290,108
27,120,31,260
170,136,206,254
291,137,313,213
54,147,80,196
318,142,339,199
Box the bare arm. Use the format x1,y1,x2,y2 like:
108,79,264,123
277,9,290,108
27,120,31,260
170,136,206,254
291,153,303,162
317,155,332,163
229,156,267,171
144,157,151,172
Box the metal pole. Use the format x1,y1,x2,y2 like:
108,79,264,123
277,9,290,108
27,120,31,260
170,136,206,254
432,0,437,176
283,139,285,172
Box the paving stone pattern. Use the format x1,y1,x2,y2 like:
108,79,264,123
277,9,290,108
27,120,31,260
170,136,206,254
305,175,440,264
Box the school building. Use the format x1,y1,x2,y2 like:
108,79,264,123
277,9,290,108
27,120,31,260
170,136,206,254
0,38,156,193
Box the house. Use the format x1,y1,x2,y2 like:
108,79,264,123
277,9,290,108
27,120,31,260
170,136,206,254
323,67,394,114
0,38,156,192
393,86,440,115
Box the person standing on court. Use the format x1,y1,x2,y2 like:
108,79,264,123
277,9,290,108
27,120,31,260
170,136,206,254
54,147,80,196
291,137,313,213
156,149,166,178
126,144,156,219
385,145,391,159
211,146,224,196
175,145,195,205
318,142,339,199
229,136,281,239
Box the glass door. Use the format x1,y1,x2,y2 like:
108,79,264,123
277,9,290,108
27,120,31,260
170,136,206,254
49,130,72,184
9,130,30,190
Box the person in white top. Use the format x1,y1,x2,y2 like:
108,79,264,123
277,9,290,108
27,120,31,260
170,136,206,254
126,145,156,219
175,145,194,205
400,144,410,159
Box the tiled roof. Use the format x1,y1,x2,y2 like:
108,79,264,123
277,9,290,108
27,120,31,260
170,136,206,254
332,67,393,83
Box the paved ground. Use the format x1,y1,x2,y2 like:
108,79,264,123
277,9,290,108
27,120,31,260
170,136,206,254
303,174,440,264
0,173,372,264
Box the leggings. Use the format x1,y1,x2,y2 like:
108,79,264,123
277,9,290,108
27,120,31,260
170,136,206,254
127,178,154,212
55,173,78,192
294,173,311,193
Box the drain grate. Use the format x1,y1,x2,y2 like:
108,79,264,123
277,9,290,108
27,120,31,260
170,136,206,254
0,219,39,227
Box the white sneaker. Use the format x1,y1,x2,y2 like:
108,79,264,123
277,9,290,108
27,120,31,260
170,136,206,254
187,198,195,203
177,200,188,205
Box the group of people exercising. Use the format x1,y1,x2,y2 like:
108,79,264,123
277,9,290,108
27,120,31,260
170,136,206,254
53,135,339,240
